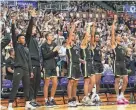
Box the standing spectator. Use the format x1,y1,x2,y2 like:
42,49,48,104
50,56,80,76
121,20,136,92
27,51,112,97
6,48,15,81
59,40,67,76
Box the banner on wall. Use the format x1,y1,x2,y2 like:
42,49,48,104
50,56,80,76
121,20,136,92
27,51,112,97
124,4,136,18
17,1,38,8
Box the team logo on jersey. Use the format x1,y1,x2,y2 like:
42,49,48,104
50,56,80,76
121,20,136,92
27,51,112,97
121,49,125,54
76,50,79,55
118,46,122,49
50,46,53,50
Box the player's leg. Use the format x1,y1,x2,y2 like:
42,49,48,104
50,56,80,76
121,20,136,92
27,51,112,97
50,75,58,106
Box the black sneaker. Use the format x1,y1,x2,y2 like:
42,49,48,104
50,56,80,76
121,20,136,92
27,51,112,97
68,99,77,107
45,101,53,108
33,101,41,107
29,101,37,107
50,99,57,106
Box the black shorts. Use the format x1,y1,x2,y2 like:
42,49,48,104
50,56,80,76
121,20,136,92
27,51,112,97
113,61,127,77
93,61,103,74
67,63,81,80
81,61,95,78
43,68,57,79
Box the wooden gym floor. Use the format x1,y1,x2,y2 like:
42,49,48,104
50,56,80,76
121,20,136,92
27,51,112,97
1,93,136,110
3,104,136,110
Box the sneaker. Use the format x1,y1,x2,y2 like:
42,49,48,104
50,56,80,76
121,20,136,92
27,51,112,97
35,102,41,106
75,101,82,106
95,94,100,102
0,105,7,110
68,101,77,107
87,101,96,106
8,103,13,110
91,94,100,103
122,98,129,104
25,102,36,110
82,96,90,104
117,99,125,104
8,107,13,110
32,101,41,107
82,96,95,106
29,102,38,107
71,97,78,106
50,99,57,106
90,93,96,101
45,101,53,108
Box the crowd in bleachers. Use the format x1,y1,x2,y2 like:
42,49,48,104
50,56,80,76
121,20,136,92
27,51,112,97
1,1,136,109
1,1,136,94
103,1,136,11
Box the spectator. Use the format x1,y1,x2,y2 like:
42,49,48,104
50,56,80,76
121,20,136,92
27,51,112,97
58,40,67,76
6,48,15,81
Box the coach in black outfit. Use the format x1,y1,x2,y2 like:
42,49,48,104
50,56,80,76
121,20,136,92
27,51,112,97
24,14,41,106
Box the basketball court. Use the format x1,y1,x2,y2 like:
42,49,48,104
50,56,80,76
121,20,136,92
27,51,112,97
4,104,136,110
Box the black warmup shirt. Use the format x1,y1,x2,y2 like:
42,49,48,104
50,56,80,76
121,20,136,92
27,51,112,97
41,42,58,69
11,23,32,73
25,17,40,67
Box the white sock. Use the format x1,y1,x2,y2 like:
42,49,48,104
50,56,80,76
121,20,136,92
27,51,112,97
88,93,91,96
8,103,12,107
45,98,48,103
26,101,30,105
50,97,54,101
117,94,120,99
120,92,124,98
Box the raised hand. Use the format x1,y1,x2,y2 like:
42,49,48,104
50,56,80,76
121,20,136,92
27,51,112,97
11,16,16,24
74,20,82,25
88,22,94,26
30,9,37,17
114,14,118,20
113,14,118,24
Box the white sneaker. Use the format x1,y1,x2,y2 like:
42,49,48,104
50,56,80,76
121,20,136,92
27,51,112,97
82,96,95,106
92,94,100,102
90,93,96,101
96,94,100,102
82,96,90,103
75,101,82,106
0,105,7,110
8,103,13,110
25,102,36,110
8,106,13,110
87,101,96,106
68,101,77,107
